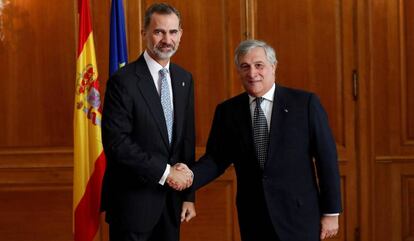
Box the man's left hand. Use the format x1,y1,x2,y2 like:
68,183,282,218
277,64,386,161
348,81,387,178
180,201,196,222
320,215,339,239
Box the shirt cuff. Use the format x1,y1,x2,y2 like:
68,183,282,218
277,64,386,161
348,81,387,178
158,164,171,185
323,213,340,216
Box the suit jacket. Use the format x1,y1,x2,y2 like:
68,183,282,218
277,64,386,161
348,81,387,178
192,85,342,241
101,54,195,232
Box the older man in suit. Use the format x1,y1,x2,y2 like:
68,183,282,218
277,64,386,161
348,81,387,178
101,3,196,241
188,39,342,241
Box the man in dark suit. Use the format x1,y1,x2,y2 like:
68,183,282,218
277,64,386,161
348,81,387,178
101,3,196,241
190,39,342,241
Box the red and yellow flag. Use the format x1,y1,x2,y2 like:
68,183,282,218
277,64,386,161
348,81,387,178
73,0,106,241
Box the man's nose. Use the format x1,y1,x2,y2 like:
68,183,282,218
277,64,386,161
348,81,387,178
247,67,257,77
161,33,172,43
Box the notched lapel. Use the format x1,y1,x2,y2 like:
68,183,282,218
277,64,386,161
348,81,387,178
238,94,255,157
170,66,188,148
134,58,170,148
267,87,288,168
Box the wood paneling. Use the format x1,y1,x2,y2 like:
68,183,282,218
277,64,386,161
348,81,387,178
0,0,75,147
181,168,240,241
403,0,414,142
0,188,72,241
402,171,414,241
0,148,73,241
374,161,414,241
370,0,414,240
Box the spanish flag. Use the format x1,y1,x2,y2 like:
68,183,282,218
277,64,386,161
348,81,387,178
73,0,106,240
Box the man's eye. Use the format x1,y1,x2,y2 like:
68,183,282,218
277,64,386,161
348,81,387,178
255,64,264,69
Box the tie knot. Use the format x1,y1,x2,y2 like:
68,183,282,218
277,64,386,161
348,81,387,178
255,97,264,106
159,68,169,77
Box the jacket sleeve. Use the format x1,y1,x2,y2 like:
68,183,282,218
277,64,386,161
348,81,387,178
309,93,342,214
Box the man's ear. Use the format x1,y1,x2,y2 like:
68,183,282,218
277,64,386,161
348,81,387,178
141,29,146,37
272,62,277,75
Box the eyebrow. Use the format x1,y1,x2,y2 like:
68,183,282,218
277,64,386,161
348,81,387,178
153,28,180,32
240,61,265,66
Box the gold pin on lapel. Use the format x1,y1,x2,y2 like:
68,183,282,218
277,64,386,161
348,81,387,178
284,109,288,113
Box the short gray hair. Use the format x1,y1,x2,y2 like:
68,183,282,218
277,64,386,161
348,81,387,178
143,3,181,30
234,39,277,66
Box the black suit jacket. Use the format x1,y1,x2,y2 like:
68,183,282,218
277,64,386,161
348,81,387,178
101,54,195,232
192,85,342,241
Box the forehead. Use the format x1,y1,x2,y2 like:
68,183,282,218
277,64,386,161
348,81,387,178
238,47,268,64
148,13,180,29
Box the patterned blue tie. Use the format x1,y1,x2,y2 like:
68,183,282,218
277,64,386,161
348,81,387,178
159,68,173,144
253,97,269,170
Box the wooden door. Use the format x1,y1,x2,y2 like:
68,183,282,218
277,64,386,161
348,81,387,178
250,0,359,240
368,0,414,240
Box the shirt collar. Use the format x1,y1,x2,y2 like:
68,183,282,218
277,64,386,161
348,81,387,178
248,83,276,104
143,50,170,72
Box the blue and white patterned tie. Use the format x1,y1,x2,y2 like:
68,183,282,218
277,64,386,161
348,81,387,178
159,68,173,144
253,97,269,170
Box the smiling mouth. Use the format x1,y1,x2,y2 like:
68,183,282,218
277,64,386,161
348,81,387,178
158,45,174,51
248,80,261,84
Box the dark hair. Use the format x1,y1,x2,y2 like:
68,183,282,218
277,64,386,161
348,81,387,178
143,3,181,30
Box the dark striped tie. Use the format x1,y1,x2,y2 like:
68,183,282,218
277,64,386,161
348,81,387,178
253,97,269,170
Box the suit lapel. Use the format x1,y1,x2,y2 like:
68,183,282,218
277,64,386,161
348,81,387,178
267,86,288,168
170,65,187,150
134,56,170,148
238,93,256,157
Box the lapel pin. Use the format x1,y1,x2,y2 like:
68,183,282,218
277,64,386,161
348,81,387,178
182,82,185,87
284,108,288,113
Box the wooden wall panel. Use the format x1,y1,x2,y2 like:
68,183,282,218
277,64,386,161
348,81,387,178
374,162,414,241
0,188,72,241
402,171,414,241
371,0,414,156
403,0,414,141
370,0,414,240
181,168,240,241
0,148,73,241
0,0,75,147
0,0,76,240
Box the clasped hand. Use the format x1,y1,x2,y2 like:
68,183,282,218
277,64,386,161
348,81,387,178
166,163,193,191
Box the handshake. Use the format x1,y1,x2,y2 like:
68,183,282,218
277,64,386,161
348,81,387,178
166,163,194,191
